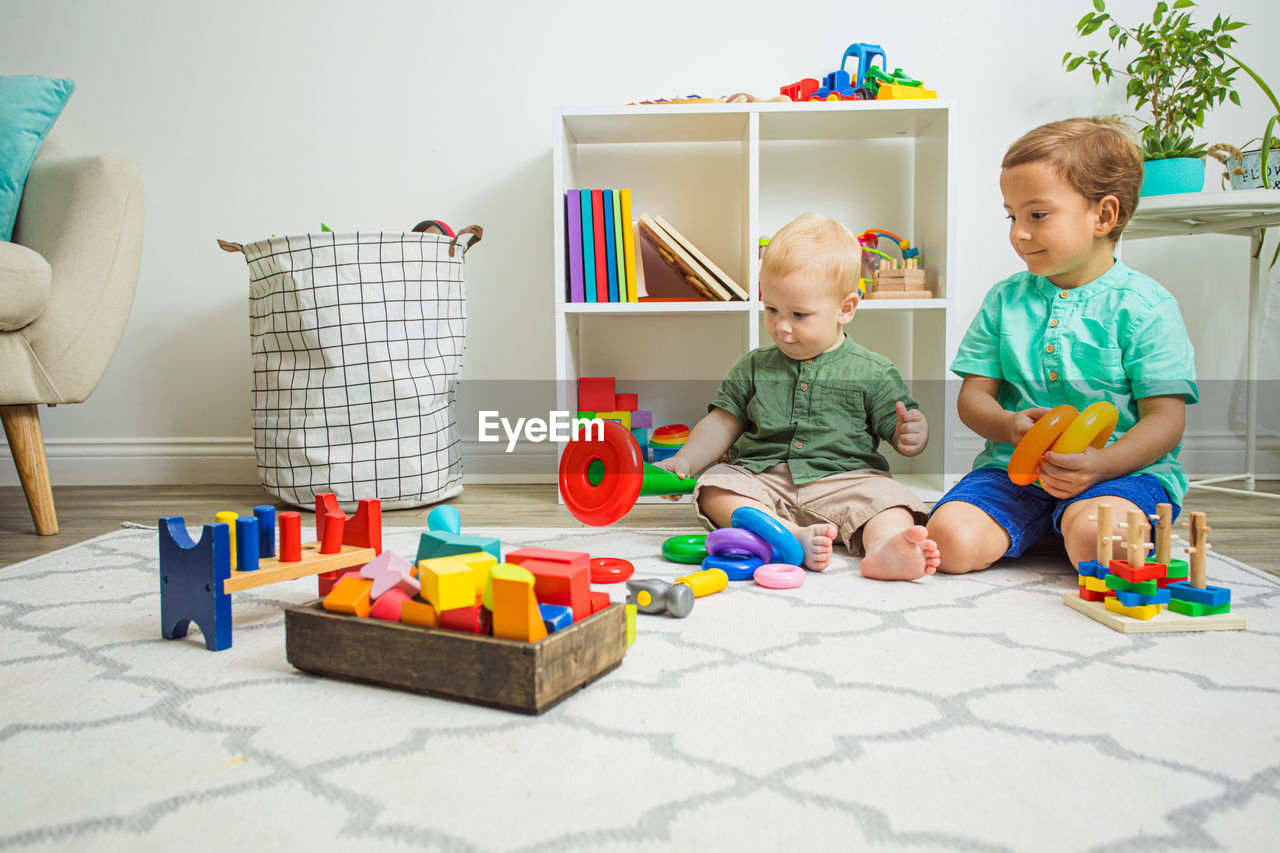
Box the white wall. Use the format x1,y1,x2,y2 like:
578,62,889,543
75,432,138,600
4,0,1280,486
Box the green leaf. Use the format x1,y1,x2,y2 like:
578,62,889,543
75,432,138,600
1093,0,1105,11
1081,17,1106,36
1066,56,1087,72
1153,2,1167,26
1076,11,1095,31
1172,0,1193,8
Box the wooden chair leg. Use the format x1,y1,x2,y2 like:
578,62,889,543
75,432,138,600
1,404,59,535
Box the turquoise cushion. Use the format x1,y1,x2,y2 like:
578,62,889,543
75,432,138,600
0,75,75,242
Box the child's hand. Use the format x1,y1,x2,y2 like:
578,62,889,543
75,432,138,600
893,401,929,456
1009,407,1050,446
653,456,691,501
1038,448,1104,498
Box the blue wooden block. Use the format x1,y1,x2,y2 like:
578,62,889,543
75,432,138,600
235,517,260,572
1114,588,1171,607
159,517,233,651
1076,559,1108,579
427,504,462,535
1167,582,1231,607
539,603,574,633
254,505,276,558
416,529,501,563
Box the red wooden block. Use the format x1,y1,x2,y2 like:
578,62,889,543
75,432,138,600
1109,559,1167,583
590,590,611,613
520,558,590,622
615,393,639,411
370,588,412,622
506,547,590,571
315,494,383,556
317,570,343,597
577,377,616,412
1078,586,1114,602
440,598,487,634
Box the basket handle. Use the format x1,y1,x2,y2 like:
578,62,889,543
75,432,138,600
448,225,483,258
218,239,244,253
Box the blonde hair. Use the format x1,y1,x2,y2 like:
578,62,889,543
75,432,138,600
1002,117,1144,241
760,213,862,299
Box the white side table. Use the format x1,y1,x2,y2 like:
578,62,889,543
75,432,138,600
1125,190,1280,498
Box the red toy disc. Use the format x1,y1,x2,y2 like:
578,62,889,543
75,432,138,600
558,419,645,526
590,557,635,583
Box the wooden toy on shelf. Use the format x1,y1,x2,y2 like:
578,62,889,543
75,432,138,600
1063,505,1245,633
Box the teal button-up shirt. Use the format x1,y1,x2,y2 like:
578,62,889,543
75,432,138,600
710,334,918,485
951,260,1198,503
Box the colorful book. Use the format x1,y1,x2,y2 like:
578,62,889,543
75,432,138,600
619,189,638,301
591,190,607,302
611,190,626,301
653,215,748,301
579,190,595,303
565,190,584,302
638,214,732,301
603,190,619,302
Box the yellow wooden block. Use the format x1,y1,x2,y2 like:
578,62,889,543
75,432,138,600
1081,575,1110,593
322,576,373,617
399,598,439,628
418,556,481,612
491,563,546,642
216,511,239,568
625,603,636,647
417,551,498,599
595,410,631,429
1104,597,1161,621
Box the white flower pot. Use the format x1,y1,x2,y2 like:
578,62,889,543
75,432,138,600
1226,149,1280,190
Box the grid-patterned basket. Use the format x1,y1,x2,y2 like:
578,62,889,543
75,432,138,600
222,227,481,510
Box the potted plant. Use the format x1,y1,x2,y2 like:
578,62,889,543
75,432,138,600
1063,0,1247,196
1209,52,1280,191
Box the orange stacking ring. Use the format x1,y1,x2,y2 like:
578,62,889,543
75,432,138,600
1007,405,1078,486
1050,401,1118,455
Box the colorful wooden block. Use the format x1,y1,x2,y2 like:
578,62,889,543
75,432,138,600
519,558,591,622
426,504,462,535
615,393,639,411
361,551,420,599
370,588,412,622
1109,559,1167,583
506,547,591,571
1077,586,1113,602
1167,582,1231,607
416,529,502,563
440,599,487,634
596,410,632,429
590,590,612,613
1104,597,1161,621
1081,575,1111,593
316,494,383,556
1114,588,1171,607
539,603,574,633
1105,574,1158,595
418,557,479,612
323,576,373,617
625,603,637,647
1076,559,1108,579
577,376,616,412
399,598,439,629
1168,598,1233,617
491,564,547,642
1165,558,1189,579
631,409,653,429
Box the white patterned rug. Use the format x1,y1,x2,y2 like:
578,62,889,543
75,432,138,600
2,524,1280,852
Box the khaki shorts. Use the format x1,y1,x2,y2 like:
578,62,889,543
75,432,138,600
691,462,929,556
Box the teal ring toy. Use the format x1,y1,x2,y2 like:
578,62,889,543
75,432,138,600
701,552,762,580
661,534,708,564
730,506,803,567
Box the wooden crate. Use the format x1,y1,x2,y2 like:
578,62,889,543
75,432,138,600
285,601,626,714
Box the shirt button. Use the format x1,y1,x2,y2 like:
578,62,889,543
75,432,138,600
800,383,809,391
804,359,813,364
1046,344,1055,354
795,442,803,449
1049,371,1059,380
1049,319,1059,327
1059,291,1069,299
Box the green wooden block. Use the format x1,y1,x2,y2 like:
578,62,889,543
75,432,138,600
1165,558,1189,579
1105,574,1158,595
1168,598,1231,617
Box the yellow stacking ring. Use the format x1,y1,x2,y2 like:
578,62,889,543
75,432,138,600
1007,401,1118,486
1050,401,1118,455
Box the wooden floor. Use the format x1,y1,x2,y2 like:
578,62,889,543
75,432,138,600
3,482,1277,577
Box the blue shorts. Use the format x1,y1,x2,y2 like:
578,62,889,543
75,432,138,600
929,467,1178,558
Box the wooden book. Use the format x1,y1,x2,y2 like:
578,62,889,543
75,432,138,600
638,214,732,301
653,215,748,301
636,226,707,300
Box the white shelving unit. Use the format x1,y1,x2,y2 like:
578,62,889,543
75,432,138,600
552,100,959,500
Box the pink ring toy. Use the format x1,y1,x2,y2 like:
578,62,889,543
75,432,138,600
706,527,772,564
753,563,805,589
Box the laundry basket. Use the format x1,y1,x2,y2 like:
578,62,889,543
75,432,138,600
219,224,482,510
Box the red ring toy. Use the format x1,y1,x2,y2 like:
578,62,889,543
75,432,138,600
590,557,635,583
1007,405,1077,486
558,419,645,526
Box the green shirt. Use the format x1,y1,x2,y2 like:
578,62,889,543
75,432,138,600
710,334,918,485
950,260,1198,503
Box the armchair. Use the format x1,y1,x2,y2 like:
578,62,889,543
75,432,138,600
0,140,143,534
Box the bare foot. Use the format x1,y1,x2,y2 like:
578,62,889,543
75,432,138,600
790,522,838,572
859,526,940,581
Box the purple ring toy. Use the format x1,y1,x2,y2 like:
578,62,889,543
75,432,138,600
706,527,772,564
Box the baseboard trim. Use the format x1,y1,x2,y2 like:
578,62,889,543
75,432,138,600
3,434,1276,486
